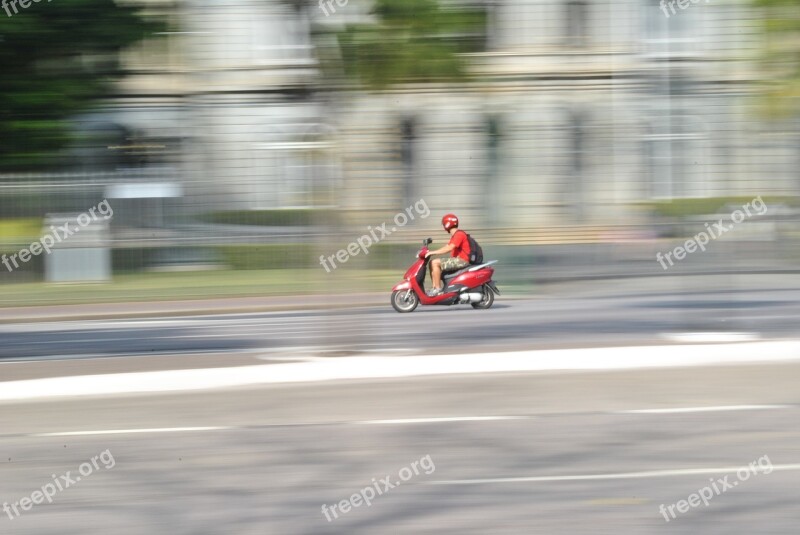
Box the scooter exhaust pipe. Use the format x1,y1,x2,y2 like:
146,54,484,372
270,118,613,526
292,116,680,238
460,292,484,304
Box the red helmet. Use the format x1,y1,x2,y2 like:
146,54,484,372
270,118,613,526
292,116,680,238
441,213,459,231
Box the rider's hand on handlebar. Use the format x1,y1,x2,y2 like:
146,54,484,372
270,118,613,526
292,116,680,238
424,252,432,258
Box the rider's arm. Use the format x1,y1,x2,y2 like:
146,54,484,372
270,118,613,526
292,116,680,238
426,243,455,257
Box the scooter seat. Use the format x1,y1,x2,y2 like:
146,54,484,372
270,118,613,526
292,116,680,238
443,261,497,283
443,266,472,283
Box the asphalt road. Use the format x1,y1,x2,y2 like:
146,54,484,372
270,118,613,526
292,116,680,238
1,362,799,534
2,283,800,361
1,277,799,533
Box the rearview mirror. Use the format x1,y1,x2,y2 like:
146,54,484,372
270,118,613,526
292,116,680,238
423,238,433,246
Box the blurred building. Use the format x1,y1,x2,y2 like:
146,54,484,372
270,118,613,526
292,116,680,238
95,0,796,227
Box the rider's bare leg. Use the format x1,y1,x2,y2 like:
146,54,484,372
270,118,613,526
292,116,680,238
430,258,442,290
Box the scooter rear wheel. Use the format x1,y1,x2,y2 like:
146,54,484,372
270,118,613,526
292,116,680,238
391,290,419,313
471,285,495,309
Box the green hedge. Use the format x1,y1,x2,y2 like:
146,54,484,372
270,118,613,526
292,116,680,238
643,196,797,218
108,243,420,272
218,244,314,270
112,248,161,272
196,209,340,227
0,193,106,218
0,247,43,276
218,243,418,270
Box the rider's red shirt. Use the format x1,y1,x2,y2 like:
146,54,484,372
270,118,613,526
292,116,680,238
449,230,471,262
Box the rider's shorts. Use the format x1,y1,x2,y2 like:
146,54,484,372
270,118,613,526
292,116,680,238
439,257,469,274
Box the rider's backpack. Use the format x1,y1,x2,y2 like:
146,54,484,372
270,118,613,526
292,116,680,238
464,232,484,265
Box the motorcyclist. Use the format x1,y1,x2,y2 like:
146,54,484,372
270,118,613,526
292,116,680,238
425,213,470,296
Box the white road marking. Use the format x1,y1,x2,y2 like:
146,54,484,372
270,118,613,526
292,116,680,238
618,404,791,414
661,332,760,343
35,426,230,437
430,464,800,485
2,340,800,402
358,416,528,425
257,356,328,362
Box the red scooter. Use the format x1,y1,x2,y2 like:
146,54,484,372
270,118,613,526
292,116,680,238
390,238,499,313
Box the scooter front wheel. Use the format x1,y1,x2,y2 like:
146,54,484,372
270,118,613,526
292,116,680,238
391,290,419,313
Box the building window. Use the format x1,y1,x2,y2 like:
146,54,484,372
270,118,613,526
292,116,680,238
568,111,586,221
565,1,589,48
400,117,417,208
643,0,696,58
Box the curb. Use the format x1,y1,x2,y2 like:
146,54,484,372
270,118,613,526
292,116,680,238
0,300,384,324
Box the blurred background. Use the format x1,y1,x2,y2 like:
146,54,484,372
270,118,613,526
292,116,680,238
3,2,800,534
1,0,798,304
